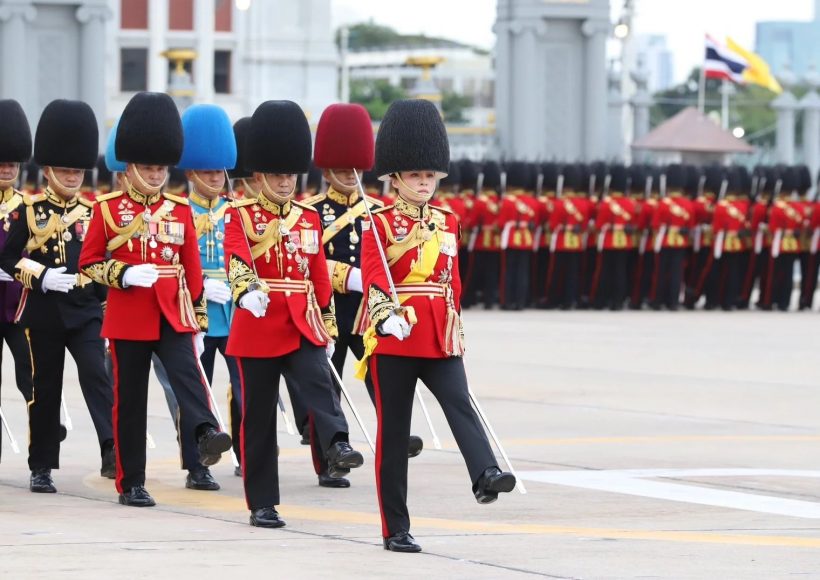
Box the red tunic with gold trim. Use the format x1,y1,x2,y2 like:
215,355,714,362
471,191,501,252
79,189,207,340
768,198,803,255
224,194,337,359
497,190,536,250
712,197,750,254
361,198,463,360
548,195,589,252
652,195,695,249
594,194,637,250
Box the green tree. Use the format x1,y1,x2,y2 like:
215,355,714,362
349,79,408,120
650,67,783,147
441,91,472,124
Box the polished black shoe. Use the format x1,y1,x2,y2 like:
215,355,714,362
383,531,422,553
407,435,424,458
30,468,57,493
100,444,116,479
58,424,68,442
318,471,350,488
118,485,156,507
197,427,232,466
234,465,242,477
326,441,363,478
186,467,220,491
250,507,286,528
300,424,310,446
473,467,516,505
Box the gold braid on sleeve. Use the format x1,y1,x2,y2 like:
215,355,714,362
228,254,258,304
321,296,339,339
330,260,352,294
367,284,393,328
82,259,129,289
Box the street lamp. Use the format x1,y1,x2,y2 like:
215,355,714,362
732,127,745,139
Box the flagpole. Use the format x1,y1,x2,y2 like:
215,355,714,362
721,79,729,129
698,35,706,113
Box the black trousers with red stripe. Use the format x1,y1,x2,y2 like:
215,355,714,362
652,248,686,309
26,318,113,470
151,335,241,470
238,338,349,510
108,318,219,492
370,354,497,538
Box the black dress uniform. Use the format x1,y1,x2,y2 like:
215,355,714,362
0,99,35,462
0,100,114,491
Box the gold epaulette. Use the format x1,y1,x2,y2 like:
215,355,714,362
24,193,46,206
231,197,257,209
79,197,95,208
163,192,189,205
293,200,318,213
372,204,393,215
96,190,124,202
431,203,454,215
369,197,385,207
301,192,327,206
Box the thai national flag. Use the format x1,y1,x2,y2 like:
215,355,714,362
704,34,747,83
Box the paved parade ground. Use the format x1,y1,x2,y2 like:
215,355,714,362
1,309,819,579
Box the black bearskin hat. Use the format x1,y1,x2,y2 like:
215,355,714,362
506,161,533,190
459,159,479,190
561,164,582,192
245,101,311,174
34,99,98,170
481,160,502,190
374,99,449,180
608,164,628,193
0,99,32,163
116,92,182,165
542,162,559,192
703,164,724,194
439,160,461,189
228,117,253,179
664,163,685,191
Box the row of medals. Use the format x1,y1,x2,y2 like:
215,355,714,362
34,208,75,242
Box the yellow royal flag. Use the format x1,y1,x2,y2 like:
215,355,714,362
726,37,783,94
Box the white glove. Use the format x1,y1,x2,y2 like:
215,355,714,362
326,341,336,359
123,264,159,288
378,312,412,341
42,267,77,293
194,332,205,357
239,289,269,318
0,269,13,283
346,267,363,293
203,278,231,304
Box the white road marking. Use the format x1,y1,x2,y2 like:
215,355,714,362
520,468,820,519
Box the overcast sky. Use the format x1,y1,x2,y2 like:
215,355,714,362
331,0,816,83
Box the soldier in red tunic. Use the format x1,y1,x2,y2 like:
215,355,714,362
360,99,515,553
498,161,536,310
223,101,363,528
649,164,696,310
764,166,803,311
545,163,590,309
79,92,232,508
590,164,637,310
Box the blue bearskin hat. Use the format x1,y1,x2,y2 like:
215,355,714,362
177,104,237,170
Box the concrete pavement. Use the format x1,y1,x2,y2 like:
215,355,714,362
1,309,819,578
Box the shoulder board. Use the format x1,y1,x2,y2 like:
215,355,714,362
231,198,257,209
163,193,189,206
301,193,326,206
368,197,385,207
24,193,47,206
292,201,318,212
79,197,95,208
431,203,454,215
96,190,124,203
372,204,394,215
